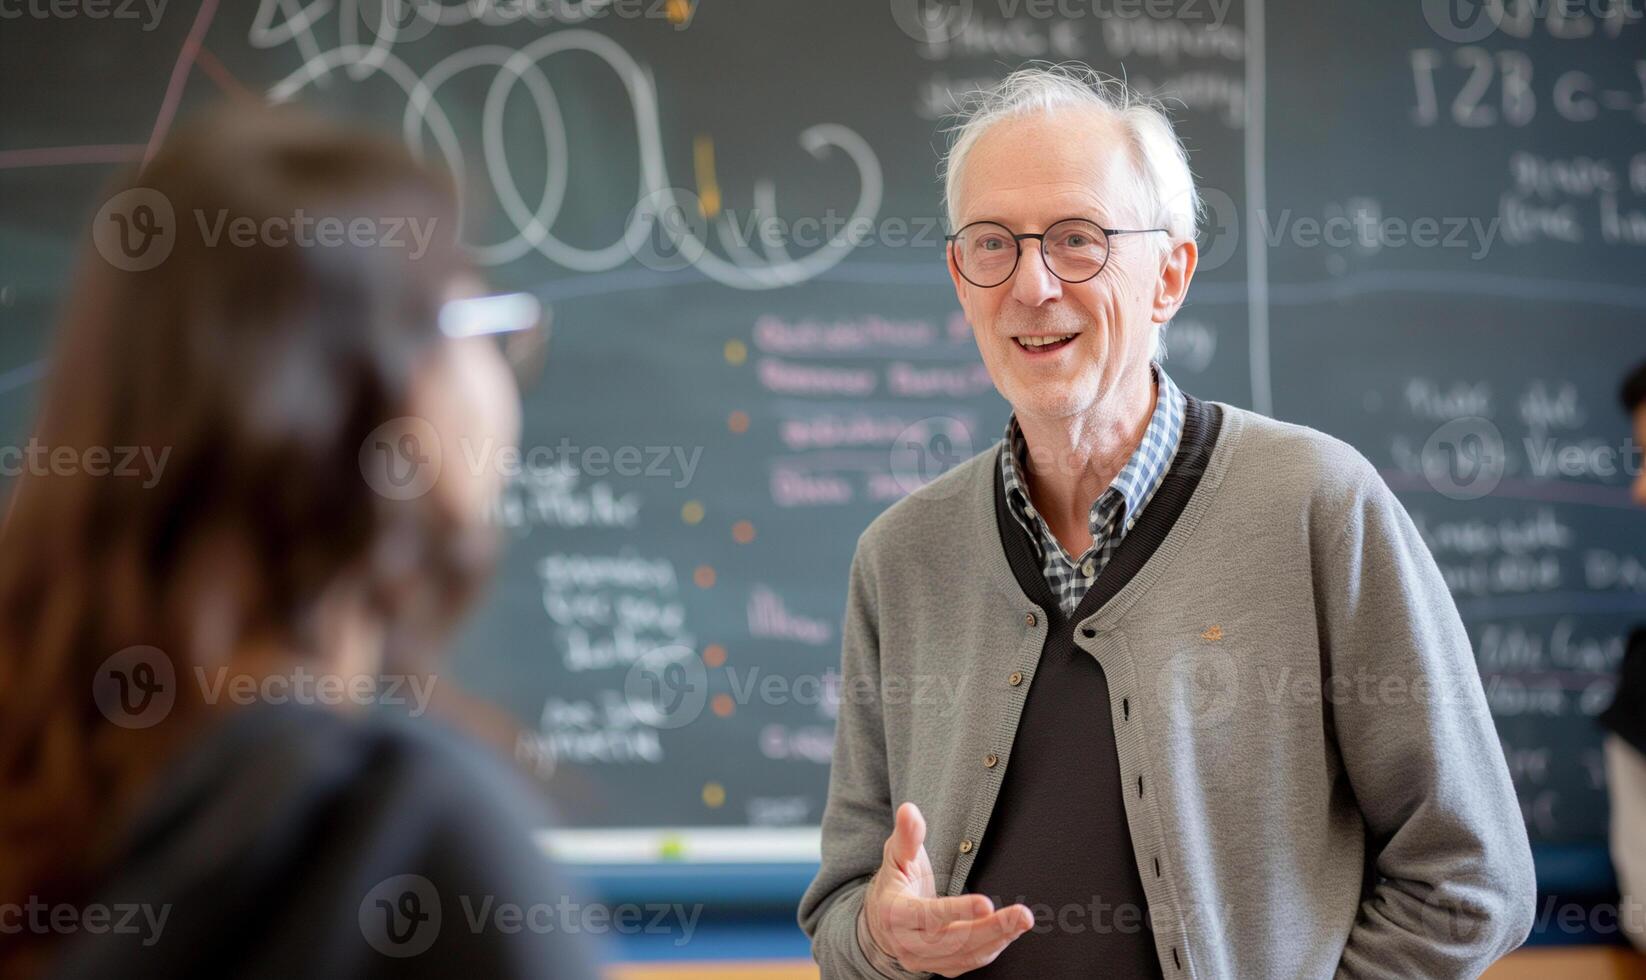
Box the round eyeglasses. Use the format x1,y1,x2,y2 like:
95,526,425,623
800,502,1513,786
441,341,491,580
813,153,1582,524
945,218,1169,288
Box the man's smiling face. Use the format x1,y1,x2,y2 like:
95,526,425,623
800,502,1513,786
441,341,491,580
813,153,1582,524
947,107,1167,427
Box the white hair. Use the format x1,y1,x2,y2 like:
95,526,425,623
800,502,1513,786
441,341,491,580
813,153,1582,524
939,64,1202,360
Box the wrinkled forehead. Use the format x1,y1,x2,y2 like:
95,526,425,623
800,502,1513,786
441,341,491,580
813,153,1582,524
952,107,1135,230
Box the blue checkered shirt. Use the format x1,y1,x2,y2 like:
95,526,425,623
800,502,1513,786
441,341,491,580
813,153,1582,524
1000,363,1186,616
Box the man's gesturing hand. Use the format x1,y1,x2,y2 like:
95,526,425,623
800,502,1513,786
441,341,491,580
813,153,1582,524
861,802,1033,977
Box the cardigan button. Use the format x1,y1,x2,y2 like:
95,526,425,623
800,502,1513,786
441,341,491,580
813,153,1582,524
959,839,974,854
1008,671,1023,687
1025,612,1037,627
983,753,999,769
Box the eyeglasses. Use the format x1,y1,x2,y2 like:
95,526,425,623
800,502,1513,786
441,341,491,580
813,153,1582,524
440,291,551,391
945,218,1169,288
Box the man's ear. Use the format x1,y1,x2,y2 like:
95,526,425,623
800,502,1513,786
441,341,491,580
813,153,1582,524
1151,238,1198,325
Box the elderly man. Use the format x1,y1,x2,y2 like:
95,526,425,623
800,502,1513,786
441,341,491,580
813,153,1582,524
798,65,1535,979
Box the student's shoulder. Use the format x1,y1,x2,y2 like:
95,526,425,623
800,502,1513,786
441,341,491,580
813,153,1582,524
137,701,550,862
308,703,551,833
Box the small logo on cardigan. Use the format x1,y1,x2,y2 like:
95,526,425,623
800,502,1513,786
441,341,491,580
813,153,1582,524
1200,625,1224,641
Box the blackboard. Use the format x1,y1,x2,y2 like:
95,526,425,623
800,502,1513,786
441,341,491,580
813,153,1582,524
1,0,1642,891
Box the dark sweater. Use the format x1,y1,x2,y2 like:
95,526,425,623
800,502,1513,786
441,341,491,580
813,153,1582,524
1600,627,1646,757
46,701,601,979
962,397,1219,978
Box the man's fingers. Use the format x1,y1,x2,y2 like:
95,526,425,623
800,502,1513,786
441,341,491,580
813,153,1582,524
877,893,994,932
883,801,926,870
890,903,1033,965
940,903,1034,950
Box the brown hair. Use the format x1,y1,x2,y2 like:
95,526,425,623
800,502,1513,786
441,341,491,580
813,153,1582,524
0,104,495,968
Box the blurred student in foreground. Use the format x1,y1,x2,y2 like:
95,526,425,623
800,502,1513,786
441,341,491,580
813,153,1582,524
0,106,597,978
1602,359,1646,954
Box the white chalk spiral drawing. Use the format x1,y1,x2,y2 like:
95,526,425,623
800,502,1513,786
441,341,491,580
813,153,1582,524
251,0,885,289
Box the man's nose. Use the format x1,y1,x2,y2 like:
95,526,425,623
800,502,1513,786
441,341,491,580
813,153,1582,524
1010,239,1063,307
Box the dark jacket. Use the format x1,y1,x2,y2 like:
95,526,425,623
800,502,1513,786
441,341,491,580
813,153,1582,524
1600,627,1646,757
48,700,601,979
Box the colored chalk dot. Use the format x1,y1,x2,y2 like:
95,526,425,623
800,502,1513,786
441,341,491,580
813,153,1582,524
660,834,687,860
702,782,726,808
728,410,749,434
665,0,691,25
703,644,727,668
732,520,755,544
693,565,716,589
681,500,705,524
723,339,747,365
712,693,735,717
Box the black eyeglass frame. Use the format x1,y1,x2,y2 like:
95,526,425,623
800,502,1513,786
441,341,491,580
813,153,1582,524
944,218,1170,288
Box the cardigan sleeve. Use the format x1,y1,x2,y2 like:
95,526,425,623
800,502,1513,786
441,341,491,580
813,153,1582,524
1318,467,1538,980
797,539,929,980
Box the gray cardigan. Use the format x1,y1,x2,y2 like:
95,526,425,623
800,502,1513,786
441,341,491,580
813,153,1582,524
799,401,1536,979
